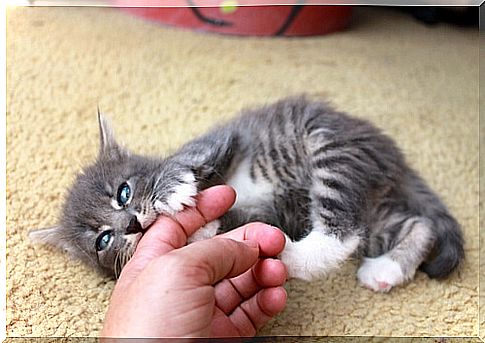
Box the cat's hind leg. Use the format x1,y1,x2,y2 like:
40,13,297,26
279,187,363,282
279,154,366,281
357,215,434,292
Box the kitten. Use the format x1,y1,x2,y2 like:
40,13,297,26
29,96,464,292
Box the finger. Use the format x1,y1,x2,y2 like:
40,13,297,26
215,258,286,315
173,185,236,237
229,287,287,336
166,238,259,286
253,258,287,289
134,185,235,257
210,307,241,337
121,185,235,282
215,222,286,257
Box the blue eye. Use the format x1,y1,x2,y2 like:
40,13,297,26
117,182,131,206
96,231,112,251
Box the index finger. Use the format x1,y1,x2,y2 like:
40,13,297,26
215,222,286,257
121,185,236,281
165,238,260,287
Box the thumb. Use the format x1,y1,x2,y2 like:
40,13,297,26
165,238,260,286
118,185,236,286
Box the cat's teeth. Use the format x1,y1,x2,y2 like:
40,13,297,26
136,212,156,230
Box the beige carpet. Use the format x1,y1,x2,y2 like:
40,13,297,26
6,6,479,338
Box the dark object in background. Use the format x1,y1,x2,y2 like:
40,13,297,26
403,7,478,26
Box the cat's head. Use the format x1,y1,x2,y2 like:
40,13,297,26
29,113,188,278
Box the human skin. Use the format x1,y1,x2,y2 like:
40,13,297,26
101,185,288,338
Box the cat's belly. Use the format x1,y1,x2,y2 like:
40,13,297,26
225,158,274,210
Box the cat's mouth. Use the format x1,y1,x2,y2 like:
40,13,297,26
133,232,144,248
135,212,158,232
131,215,157,246
131,209,176,250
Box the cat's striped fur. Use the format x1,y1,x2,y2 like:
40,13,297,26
30,96,464,291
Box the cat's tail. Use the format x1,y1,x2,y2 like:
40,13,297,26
419,208,464,279
404,171,465,280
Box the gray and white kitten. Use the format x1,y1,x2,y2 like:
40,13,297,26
30,96,464,292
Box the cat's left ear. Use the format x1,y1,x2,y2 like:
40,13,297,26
97,110,127,159
28,226,75,254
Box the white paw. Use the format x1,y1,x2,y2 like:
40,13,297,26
278,235,323,282
155,173,198,215
187,220,220,244
357,256,405,293
279,231,360,282
281,257,317,282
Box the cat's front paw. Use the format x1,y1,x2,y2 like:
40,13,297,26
187,220,220,244
154,172,198,215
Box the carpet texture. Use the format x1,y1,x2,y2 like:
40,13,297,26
6,6,479,337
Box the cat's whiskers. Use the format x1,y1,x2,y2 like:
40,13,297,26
127,243,136,262
143,190,157,218
142,176,156,201
152,172,165,196
120,250,128,277
112,239,140,279
147,176,162,205
113,248,124,279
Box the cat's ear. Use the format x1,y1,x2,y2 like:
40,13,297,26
97,110,126,159
29,226,74,254
98,109,117,153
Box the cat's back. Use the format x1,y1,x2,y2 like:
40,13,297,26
222,96,407,189
230,96,399,160
232,96,383,141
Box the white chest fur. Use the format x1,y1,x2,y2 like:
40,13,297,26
226,158,274,209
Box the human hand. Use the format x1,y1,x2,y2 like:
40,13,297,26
101,185,287,338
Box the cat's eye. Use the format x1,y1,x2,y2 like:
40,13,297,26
96,230,113,251
117,182,131,207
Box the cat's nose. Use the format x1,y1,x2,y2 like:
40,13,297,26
126,216,143,234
